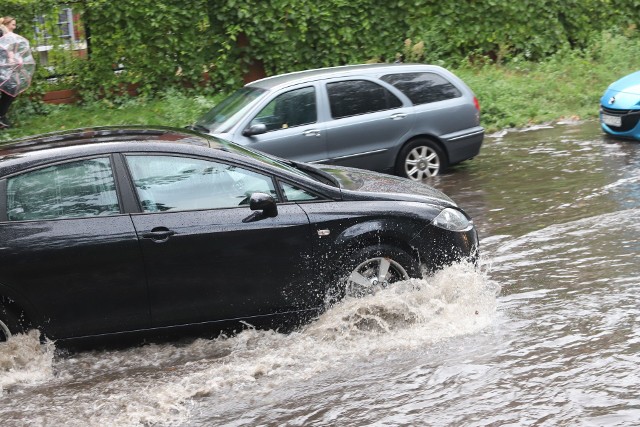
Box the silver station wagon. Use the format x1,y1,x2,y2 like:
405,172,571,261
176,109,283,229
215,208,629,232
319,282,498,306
192,64,484,179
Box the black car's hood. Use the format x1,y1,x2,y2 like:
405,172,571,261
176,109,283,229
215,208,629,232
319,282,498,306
315,164,456,207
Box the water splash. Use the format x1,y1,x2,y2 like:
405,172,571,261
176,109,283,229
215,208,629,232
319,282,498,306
307,261,499,340
0,330,55,396
0,262,498,426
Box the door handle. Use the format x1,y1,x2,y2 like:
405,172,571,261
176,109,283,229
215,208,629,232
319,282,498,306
303,129,321,137
390,113,407,120
142,227,176,242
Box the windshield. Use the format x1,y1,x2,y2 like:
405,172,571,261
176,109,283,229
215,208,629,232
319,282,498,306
209,136,319,179
196,87,266,132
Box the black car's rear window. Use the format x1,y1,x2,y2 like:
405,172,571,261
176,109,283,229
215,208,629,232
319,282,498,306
7,157,120,221
381,72,461,105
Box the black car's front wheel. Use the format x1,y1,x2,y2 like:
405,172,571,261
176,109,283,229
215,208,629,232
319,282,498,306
396,138,448,180
0,307,23,342
341,245,420,298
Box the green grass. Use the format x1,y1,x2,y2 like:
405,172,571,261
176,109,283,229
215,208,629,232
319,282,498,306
2,32,640,141
457,32,640,131
0,91,221,142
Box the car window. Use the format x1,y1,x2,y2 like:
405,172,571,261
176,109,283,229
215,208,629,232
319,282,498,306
6,157,119,221
195,87,266,132
125,155,277,212
380,72,462,105
250,86,317,132
327,80,402,119
280,181,321,202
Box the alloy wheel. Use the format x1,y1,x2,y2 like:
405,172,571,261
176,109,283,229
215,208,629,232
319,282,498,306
404,145,440,179
0,319,11,342
346,256,409,298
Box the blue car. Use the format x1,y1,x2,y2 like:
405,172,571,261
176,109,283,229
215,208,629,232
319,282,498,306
600,70,640,140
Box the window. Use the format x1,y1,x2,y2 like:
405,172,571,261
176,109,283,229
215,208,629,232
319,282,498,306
250,86,317,132
57,8,75,41
380,72,462,105
34,7,79,46
7,157,119,221
327,80,402,119
32,15,51,46
281,182,320,202
32,7,87,68
126,155,277,212
196,87,265,132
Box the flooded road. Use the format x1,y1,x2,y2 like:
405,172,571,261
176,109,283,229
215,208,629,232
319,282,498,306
1,120,639,426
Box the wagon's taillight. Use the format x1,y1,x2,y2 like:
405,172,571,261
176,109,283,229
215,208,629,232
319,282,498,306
473,97,481,124
473,97,480,111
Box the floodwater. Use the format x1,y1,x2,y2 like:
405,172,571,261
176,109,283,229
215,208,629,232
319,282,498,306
1,120,639,426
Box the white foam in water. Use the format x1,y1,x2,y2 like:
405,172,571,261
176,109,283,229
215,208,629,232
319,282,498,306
572,174,640,203
0,330,55,396
307,261,498,342
0,262,498,426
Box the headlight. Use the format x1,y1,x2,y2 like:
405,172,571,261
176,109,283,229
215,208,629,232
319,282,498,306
432,208,472,232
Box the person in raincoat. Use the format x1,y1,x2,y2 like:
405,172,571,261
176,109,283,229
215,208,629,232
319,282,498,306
0,16,35,129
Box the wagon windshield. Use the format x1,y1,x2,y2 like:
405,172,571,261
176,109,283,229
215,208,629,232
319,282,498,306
195,87,266,133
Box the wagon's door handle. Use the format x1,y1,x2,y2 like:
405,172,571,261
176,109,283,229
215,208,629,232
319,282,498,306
390,113,407,120
303,129,322,137
141,227,176,242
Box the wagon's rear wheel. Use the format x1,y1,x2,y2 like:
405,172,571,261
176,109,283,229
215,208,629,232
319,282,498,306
396,138,448,180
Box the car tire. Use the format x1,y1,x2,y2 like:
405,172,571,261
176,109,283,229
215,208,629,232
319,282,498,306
0,305,24,342
336,244,421,299
396,138,448,180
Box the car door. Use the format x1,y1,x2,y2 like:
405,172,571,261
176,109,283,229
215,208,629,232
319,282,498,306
0,156,149,339
231,85,330,164
322,79,415,172
123,154,317,328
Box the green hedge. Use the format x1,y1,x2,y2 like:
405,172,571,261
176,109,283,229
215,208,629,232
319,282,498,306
77,0,213,98
408,0,640,63
3,0,640,101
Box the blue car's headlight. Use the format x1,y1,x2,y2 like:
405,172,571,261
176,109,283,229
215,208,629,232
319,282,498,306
433,208,473,232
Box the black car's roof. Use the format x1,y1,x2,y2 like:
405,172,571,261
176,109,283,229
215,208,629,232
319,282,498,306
0,126,233,175
0,126,216,155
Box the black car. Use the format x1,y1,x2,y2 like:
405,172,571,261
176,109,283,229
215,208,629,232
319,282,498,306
0,127,478,343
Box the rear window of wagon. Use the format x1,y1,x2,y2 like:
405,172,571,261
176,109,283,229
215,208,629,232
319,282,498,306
381,72,462,105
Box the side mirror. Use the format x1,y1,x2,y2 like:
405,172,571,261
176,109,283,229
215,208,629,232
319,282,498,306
249,192,278,218
242,123,267,137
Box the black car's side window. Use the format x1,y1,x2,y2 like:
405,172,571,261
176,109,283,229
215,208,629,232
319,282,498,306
250,86,317,132
280,181,321,202
380,72,462,105
125,155,277,212
6,157,120,221
327,80,403,119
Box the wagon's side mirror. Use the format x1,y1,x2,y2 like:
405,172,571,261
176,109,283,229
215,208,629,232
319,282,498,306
243,192,278,222
242,123,267,137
